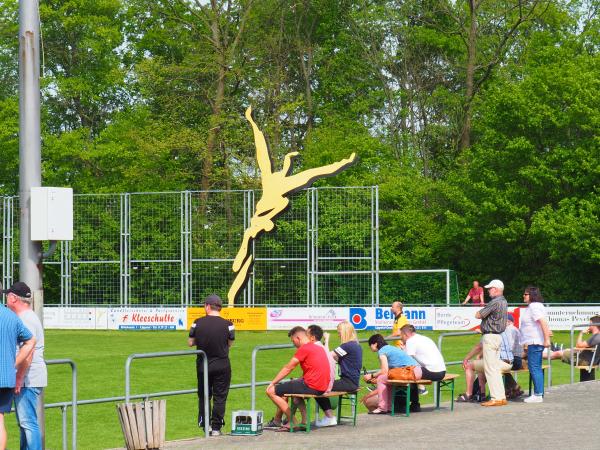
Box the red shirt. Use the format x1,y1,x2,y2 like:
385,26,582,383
469,287,484,305
294,342,331,392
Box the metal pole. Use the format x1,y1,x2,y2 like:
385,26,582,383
570,324,575,384
446,270,450,306
125,350,210,437
19,0,44,445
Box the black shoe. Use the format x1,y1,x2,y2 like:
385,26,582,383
409,402,421,413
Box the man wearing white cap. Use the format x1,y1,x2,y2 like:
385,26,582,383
475,279,508,406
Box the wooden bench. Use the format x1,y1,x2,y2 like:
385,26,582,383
387,374,460,417
283,390,359,433
502,365,548,396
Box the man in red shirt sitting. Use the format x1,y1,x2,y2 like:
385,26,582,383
265,326,331,431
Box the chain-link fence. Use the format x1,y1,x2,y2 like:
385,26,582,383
0,186,458,306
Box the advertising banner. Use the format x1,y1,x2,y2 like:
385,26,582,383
107,308,187,330
434,307,481,331
545,306,600,331
434,307,522,331
187,307,267,330
348,307,436,330
44,307,98,329
267,307,348,330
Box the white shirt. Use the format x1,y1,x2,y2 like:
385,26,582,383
405,334,446,372
519,303,546,346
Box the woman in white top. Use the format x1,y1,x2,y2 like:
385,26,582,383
519,286,551,403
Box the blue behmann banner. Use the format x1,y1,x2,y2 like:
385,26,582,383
349,307,435,330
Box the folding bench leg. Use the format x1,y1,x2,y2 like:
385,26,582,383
405,384,411,417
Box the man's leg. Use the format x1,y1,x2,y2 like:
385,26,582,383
464,362,476,396
482,334,505,401
14,387,42,450
210,365,231,432
0,412,5,450
267,385,293,426
0,388,15,450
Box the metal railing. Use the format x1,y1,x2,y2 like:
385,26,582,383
125,350,210,438
45,359,77,450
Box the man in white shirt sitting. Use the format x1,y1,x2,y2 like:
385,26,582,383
400,325,447,411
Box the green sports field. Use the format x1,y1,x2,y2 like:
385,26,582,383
4,330,582,449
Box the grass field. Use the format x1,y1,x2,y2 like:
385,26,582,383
3,330,584,449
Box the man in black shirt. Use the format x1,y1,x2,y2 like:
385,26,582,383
188,294,235,436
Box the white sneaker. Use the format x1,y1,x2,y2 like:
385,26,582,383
523,395,543,403
315,415,338,427
418,387,428,395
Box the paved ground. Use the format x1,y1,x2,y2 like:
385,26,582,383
129,381,600,450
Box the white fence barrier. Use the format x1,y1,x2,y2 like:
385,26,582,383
43,306,600,331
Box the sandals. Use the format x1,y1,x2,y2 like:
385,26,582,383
456,393,472,402
368,408,389,415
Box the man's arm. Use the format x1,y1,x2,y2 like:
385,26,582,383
15,349,34,394
269,357,299,386
576,330,590,349
15,337,35,368
463,294,471,305
475,302,495,320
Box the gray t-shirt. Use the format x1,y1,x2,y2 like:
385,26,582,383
586,334,600,365
19,310,48,387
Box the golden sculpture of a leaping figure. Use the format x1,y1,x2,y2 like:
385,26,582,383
227,107,357,306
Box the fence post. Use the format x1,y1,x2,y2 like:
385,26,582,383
46,359,77,450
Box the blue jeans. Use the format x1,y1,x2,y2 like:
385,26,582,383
527,345,544,396
14,387,43,450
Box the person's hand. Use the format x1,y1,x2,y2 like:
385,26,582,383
462,359,469,370
543,338,551,348
323,332,330,341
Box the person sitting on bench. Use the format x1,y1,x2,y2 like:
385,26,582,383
547,315,600,381
400,324,446,411
311,321,364,427
456,330,519,402
265,326,331,431
362,334,420,414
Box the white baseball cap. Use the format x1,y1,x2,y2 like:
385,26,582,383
484,279,504,290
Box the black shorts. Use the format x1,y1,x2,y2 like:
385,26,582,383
421,368,446,382
0,388,14,413
274,379,324,397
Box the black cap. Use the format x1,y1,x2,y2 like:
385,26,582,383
204,294,222,307
2,281,32,299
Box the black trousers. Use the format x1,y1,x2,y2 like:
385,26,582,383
411,369,446,404
197,358,231,431
316,377,359,411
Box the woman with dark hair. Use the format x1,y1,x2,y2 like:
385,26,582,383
519,286,551,403
362,334,420,414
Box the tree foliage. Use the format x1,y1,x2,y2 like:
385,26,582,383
0,0,597,301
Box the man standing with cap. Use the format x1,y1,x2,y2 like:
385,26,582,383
6,282,47,450
0,284,36,450
475,279,508,406
188,294,234,436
